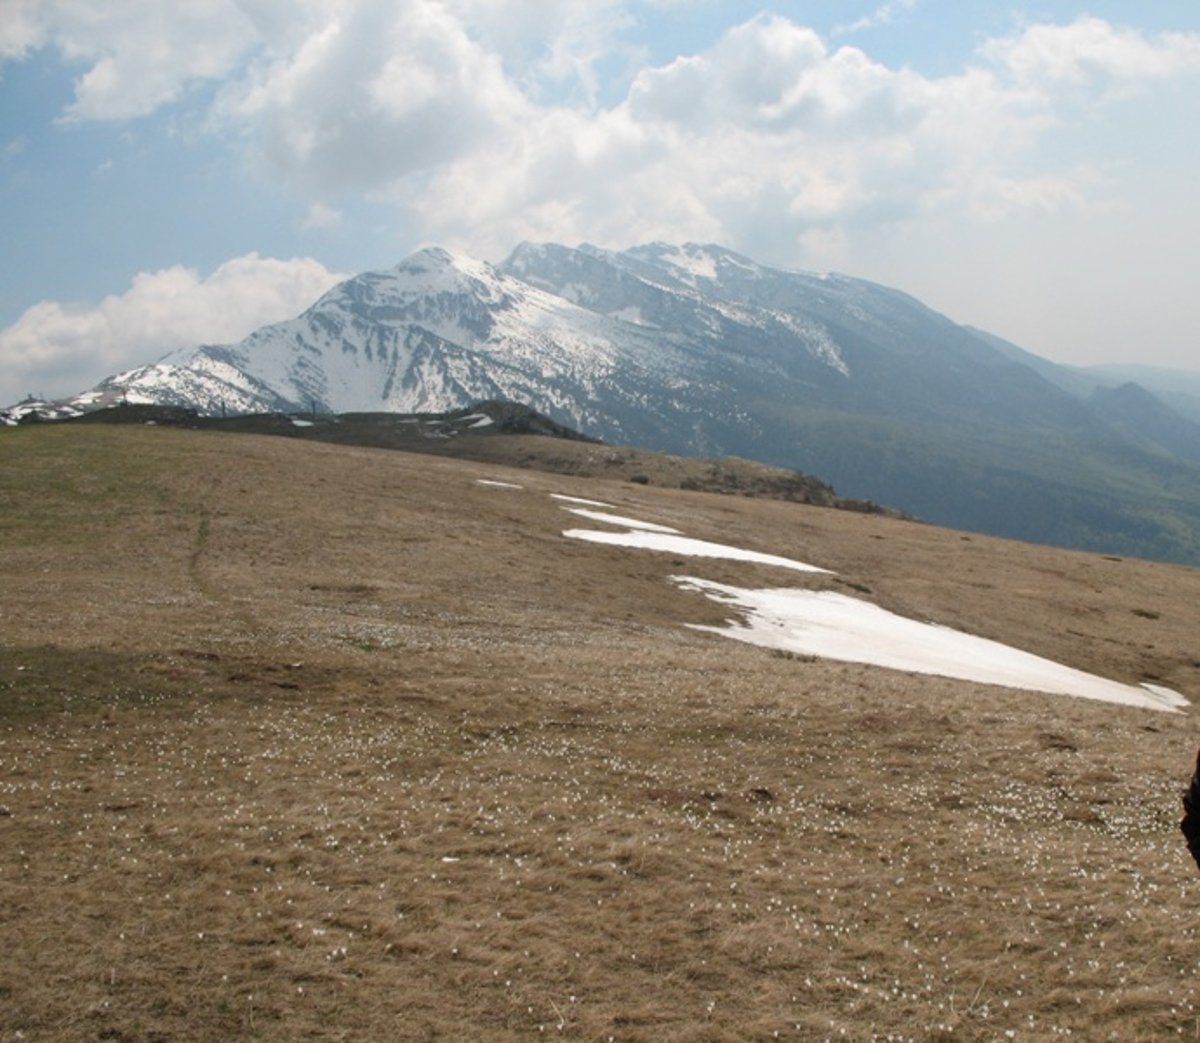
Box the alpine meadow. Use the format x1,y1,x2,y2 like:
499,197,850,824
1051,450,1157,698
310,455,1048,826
3,417,1200,1040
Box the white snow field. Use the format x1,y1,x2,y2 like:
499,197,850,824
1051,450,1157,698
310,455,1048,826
554,494,1190,705
549,494,615,508
675,577,1188,713
475,479,1190,711
562,527,832,574
562,507,681,533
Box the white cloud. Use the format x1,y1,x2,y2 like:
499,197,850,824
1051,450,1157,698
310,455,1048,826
625,15,932,149
373,10,1198,284
441,0,637,106
216,0,528,193
13,5,1200,245
1,137,27,162
0,254,344,402
983,16,1200,91
405,15,1053,253
5,0,258,119
834,0,918,37
0,0,46,60
6,5,1200,379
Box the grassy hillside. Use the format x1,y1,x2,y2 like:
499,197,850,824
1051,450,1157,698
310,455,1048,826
3,423,1200,1040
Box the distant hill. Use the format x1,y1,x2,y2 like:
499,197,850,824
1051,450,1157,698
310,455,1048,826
7,241,1200,564
1082,363,1200,425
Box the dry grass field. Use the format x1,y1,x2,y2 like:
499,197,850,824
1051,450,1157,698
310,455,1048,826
3,423,1200,1041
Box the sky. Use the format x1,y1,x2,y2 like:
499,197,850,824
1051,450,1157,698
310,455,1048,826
2,1,1199,405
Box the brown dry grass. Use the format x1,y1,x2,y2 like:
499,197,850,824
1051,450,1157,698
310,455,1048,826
3,424,1200,1041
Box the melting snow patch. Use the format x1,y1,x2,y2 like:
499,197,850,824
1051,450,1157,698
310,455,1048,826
675,577,1187,713
476,479,523,489
551,494,615,508
456,412,494,428
1141,683,1188,709
292,418,314,427
563,529,829,573
563,508,680,534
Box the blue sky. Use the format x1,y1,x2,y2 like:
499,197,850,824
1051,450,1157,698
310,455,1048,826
2,1,1199,404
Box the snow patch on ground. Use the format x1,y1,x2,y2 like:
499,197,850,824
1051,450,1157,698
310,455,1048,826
563,529,830,573
550,494,615,508
476,479,523,489
477,481,1189,712
563,508,681,534
675,577,1187,713
456,413,494,428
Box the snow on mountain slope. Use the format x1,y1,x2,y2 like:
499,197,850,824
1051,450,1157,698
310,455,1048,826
501,241,854,380
3,240,1174,460
73,248,708,433
3,239,1124,463
35,242,865,444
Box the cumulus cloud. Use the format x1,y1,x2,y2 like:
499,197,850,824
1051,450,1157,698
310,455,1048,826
983,16,1200,90
441,0,637,106
0,0,46,60
404,16,1037,252
404,12,1200,253
0,255,345,402
628,16,918,136
12,4,1200,239
216,0,528,193
4,0,258,119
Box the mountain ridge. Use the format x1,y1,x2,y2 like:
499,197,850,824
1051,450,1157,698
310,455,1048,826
6,241,1200,563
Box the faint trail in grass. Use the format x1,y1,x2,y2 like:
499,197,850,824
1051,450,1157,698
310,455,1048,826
187,507,259,637
189,510,211,587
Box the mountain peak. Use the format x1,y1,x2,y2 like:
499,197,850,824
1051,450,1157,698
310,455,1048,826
300,245,516,320
501,240,581,275
622,241,767,284
391,245,504,288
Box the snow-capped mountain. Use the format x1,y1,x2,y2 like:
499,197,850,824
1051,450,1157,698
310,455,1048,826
13,241,1043,436
42,242,889,455
83,247,680,430
11,241,1200,564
